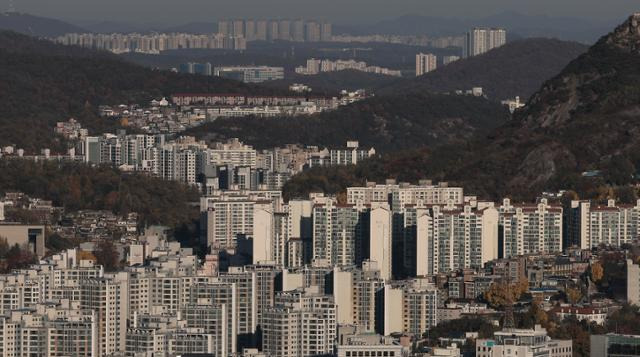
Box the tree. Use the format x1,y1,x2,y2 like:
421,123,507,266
519,299,549,329
485,278,528,308
566,287,583,305
94,240,120,272
590,261,604,282
4,244,36,272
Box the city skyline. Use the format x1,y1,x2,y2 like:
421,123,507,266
1,1,640,356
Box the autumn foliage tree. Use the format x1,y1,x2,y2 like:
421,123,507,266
485,278,529,308
590,261,604,282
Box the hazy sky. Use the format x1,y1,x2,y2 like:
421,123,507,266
2,0,637,25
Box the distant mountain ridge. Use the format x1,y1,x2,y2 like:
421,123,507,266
283,13,640,201
336,11,618,44
0,30,285,152
0,12,88,37
184,91,510,153
377,38,589,100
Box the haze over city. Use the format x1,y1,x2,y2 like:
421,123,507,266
1,1,640,357
1,0,637,24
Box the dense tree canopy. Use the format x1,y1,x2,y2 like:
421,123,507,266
0,160,200,228
0,30,285,152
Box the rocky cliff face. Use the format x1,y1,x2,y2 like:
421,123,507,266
605,13,640,52
442,13,640,199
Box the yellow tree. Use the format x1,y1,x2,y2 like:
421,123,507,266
485,278,528,308
590,262,604,282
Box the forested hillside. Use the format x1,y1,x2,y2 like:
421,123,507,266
284,14,640,202
185,92,510,152
0,160,200,228
0,31,283,152
378,38,588,100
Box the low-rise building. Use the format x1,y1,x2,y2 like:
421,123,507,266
591,333,640,357
476,325,572,357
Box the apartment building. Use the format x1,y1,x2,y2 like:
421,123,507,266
416,53,437,76
463,27,507,58
262,288,337,357
0,301,97,357
569,199,640,249
214,66,285,83
499,198,563,258
417,203,499,275
347,181,464,208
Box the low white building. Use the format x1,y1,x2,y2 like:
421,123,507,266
337,332,407,357
553,306,608,325
476,325,572,357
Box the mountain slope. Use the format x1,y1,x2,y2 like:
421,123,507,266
284,13,640,201
378,38,589,100
454,12,640,198
0,31,284,152
184,92,510,152
263,70,401,95
0,12,87,37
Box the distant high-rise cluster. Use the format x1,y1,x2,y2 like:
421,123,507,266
296,58,402,77
463,27,506,58
217,19,332,42
52,32,247,54
179,62,213,76
213,66,285,83
415,53,437,76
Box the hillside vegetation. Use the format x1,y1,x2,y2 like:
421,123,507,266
0,160,200,228
0,31,283,152
378,38,588,100
284,14,640,202
185,92,510,152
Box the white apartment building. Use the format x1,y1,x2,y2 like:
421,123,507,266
312,200,366,268
416,53,437,76
443,55,461,65
416,203,499,275
0,301,97,357
214,66,285,83
218,267,258,337
201,195,258,249
499,198,563,258
206,138,258,167
370,204,393,281
329,141,376,166
568,199,640,249
463,27,506,58
332,263,384,331
402,282,438,335
262,288,337,357
80,274,129,356
347,181,464,209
